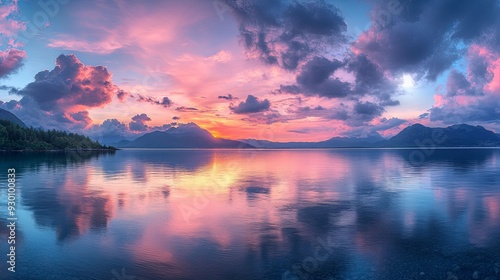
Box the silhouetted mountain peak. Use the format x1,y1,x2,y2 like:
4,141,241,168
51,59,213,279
0,108,26,128
448,123,487,132
386,123,499,147
166,122,213,139
120,122,252,148
410,123,426,128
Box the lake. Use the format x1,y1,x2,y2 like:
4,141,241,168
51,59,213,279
1,149,500,279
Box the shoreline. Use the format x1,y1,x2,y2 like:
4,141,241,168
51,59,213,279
0,148,118,152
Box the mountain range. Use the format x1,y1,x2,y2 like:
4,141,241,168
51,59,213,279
119,123,253,148
382,123,500,147
116,122,500,148
1,108,499,149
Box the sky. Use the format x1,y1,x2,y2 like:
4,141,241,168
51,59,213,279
1,0,500,142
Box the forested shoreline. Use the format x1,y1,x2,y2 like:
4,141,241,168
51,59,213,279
0,120,115,151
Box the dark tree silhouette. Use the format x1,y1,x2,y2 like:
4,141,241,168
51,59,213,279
0,120,115,151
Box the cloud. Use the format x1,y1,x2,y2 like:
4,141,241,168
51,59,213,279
116,90,128,101
207,50,232,63
175,106,198,112
86,118,176,142
129,113,151,131
230,94,270,114
93,118,127,136
340,117,407,138
418,113,429,119
429,44,500,124
218,94,237,100
241,111,283,124
352,0,500,81
68,111,92,129
0,2,27,79
2,54,127,131
225,0,347,70
372,117,407,132
347,54,400,105
135,94,172,107
0,49,27,78
445,70,479,97
330,101,385,124
283,56,353,98
0,99,19,110
0,85,18,94
17,54,118,111
287,129,308,134
47,38,123,55
0,2,25,37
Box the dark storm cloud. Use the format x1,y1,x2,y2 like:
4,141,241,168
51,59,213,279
279,56,351,98
330,101,385,124
129,113,151,131
278,54,401,105
347,54,399,105
354,0,500,81
0,49,27,78
224,0,347,70
354,101,385,120
226,0,406,114
230,94,270,114
296,56,343,87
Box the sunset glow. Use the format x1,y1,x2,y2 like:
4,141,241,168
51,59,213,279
1,0,500,141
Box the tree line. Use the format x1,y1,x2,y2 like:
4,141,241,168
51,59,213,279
0,120,115,151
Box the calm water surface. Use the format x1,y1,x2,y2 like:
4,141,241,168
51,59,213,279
1,149,500,279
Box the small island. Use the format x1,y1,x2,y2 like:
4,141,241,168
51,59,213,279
0,120,116,151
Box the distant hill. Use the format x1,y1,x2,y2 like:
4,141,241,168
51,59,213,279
119,123,254,148
384,124,500,147
0,108,26,128
242,133,384,148
242,124,499,148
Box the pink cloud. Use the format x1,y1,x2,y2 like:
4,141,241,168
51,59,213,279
46,1,213,57
466,45,500,94
433,94,446,107
0,48,27,77
3,54,130,131
47,38,123,55
0,1,25,37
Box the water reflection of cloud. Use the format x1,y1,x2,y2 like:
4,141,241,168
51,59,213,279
7,149,500,279
21,167,113,241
